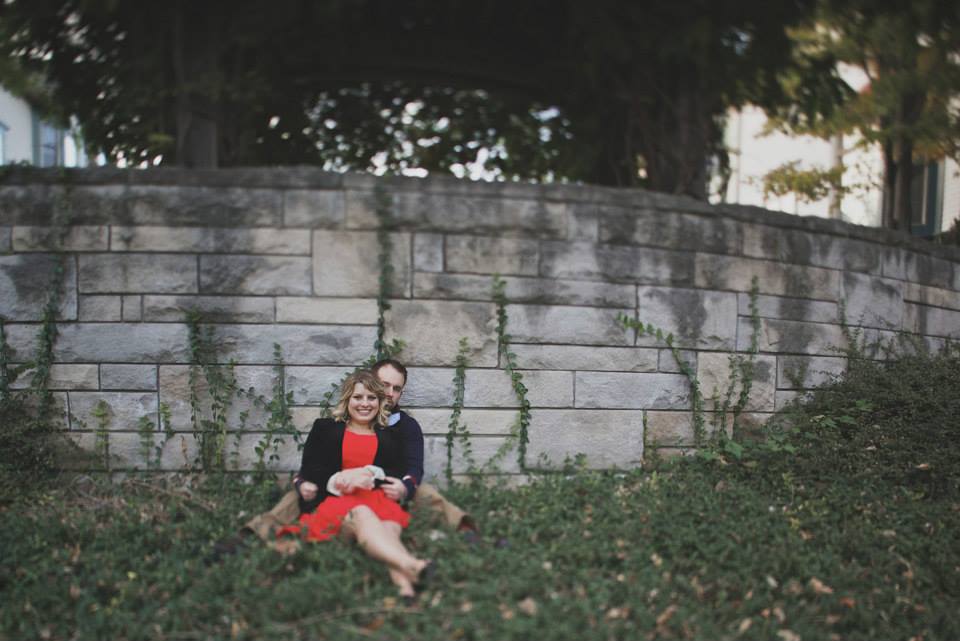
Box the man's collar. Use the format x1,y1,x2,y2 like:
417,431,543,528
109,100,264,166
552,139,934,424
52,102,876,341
388,409,403,426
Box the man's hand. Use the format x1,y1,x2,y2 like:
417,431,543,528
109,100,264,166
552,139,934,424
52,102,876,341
380,476,408,502
298,480,319,501
335,467,375,494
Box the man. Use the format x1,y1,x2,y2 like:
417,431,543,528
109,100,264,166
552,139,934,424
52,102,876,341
232,358,475,555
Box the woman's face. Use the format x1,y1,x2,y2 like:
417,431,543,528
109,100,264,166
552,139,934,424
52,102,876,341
347,382,380,425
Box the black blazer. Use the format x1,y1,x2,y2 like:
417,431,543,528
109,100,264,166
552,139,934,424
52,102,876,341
297,418,406,513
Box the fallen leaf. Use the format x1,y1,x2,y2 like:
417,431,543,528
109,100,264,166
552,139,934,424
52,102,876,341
808,577,834,595
839,597,856,608
382,596,397,610
69,584,81,600
518,597,538,616
606,606,629,620
799,530,814,541
656,604,677,627
459,601,473,613
738,618,753,634
364,616,385,632
650,553,663,568
916,463,931,470
777,630,801,641
772,606,786,623
766,576,779,589
499,604,515,620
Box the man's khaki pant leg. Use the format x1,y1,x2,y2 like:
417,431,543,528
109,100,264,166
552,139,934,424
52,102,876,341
244,489,301,543
414,482,474,530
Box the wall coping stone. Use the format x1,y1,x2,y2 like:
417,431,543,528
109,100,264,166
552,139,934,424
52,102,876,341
2,166,958,262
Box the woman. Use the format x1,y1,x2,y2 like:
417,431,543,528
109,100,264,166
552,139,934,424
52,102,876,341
278,370,432,598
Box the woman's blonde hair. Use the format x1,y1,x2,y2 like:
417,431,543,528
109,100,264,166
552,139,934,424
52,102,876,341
331,370,390,427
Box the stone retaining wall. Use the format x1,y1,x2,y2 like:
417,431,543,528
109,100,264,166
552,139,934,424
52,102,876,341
2,167,958,478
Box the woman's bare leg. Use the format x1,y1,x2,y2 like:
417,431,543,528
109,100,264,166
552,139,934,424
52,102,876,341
341,506,426,586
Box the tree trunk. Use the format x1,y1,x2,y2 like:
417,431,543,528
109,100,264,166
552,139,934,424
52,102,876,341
634,72,713,200
172,1,220,168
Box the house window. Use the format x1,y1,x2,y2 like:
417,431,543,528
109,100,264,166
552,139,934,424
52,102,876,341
38,121,62,167
910,160,944,237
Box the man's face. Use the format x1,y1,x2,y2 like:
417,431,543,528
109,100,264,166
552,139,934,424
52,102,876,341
377,365,406,411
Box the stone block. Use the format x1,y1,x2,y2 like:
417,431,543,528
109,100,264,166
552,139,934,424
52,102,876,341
0,254,77,320
230,432,303,472
903,303,960,338
636,287,738,350
527,409,644,469
695,254,839,301
79,295,122,321
143,295,275,323
10,364,98,391
445,235,540,276
574,372,691,409
423,434,520,476
108,432,157,470
290,406,324,431
400,367,457,407
462,369,574,408
69,391,158,431
276,297,377,324
903,282,960,312
158,365,276,432
158,433,200,471
840,272,903,330
742,225,848,269
312,230,412,297
0,226,10,251
658,349,697,374
403,408,518,436
209,324,377,365
122,295,142,321
883,249,954,289
284,366,354,405
385,300,499,366
125,186,283,226
53,323,191,363
199,255,311,295
509,344,658,372
840,239,883,274
346,190,568,238
79,254,198,294
739,293,838,324
413,233,444,272
777,355,847,390
540,241,695,285
567,203,600,241
600,211,741,255
283,189,345,228
645,411,695,447
413,272,634,308
0,184,124,226
503,304,633,346
12,225,109,251
101,364,158,391
696,352,777,412
111,226,310,254
738,318,847,355
775,390,812,411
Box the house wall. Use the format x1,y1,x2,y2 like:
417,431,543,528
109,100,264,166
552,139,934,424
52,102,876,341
0,87,36,163
1,167,958,478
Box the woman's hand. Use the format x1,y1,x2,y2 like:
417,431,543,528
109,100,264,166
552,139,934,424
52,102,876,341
380,476,408,502
335,467,375,494
298,480,319,501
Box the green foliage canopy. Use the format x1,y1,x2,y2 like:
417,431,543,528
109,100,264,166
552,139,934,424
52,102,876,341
1,0,814,197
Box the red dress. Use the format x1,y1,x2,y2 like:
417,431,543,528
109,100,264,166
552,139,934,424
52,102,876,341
278,430,411,542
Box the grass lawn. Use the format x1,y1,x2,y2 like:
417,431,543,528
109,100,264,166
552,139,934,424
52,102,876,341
2,350,959,640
